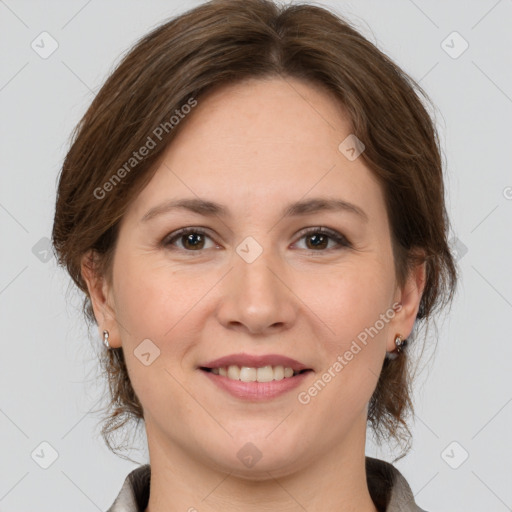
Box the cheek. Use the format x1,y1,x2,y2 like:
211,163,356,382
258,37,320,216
293,270,393,446
307,260,394,395
109,253,179,388
115,268,168,334
112,249,193,337
110,256,192,416
111,250,214,370
317,260,395,342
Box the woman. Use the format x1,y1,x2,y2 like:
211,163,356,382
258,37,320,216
51,0,457,510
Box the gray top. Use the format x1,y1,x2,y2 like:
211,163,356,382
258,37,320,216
106,456,427,512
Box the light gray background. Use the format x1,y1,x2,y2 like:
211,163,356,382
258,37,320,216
1,1,511,511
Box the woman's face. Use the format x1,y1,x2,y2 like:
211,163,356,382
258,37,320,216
87,77,423,476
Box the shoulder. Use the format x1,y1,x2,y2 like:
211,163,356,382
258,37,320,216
366,456,429,512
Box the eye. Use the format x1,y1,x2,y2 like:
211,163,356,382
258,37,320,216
162,227,217,251
293,227,351,251
162,226,351,253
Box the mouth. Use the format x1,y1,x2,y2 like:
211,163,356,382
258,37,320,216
200,365,313,383
199,363,314,401
198,353,313,384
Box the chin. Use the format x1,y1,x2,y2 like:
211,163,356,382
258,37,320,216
202,437,307,480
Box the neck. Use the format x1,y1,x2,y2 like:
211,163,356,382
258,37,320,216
144,414,378,512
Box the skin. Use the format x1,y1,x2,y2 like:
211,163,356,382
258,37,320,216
83,76,425,511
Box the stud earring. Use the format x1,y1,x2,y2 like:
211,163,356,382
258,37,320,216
395,334,407,353
103,330,111,349
385,334,407,360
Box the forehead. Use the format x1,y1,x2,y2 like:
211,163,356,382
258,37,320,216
125,77,385,224
177,76,352,154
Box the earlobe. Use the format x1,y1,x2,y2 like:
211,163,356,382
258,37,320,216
81,250,120,347
388,257,427,352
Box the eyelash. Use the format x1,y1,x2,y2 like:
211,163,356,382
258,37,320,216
162,226,352,253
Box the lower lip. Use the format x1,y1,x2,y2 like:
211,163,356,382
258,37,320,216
199,369,312,401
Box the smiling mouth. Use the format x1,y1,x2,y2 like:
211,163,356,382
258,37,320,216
200,365,312,383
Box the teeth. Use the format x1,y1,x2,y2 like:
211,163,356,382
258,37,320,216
274,365,284,380
227,365,240,380
256,366,274,382
240,367,257,382
209,364,301,382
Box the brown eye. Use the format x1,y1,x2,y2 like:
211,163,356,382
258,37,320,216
295,227,351,251
180,232,205,250
305,232,329,250
163,228,215,251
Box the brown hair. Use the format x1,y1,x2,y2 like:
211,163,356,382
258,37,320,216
52,0,457,458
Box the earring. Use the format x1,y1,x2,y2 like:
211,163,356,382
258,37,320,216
103,330,111,349
394,334,407,353
385,334,407,360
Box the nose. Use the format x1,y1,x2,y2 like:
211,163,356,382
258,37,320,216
215,247,298,336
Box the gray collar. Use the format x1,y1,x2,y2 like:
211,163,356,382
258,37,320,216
366,456,427,511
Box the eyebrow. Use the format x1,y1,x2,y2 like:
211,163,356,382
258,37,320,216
141,197,368,223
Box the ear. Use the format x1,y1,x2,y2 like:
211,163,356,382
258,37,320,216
81,250,121,348
387,251,427,352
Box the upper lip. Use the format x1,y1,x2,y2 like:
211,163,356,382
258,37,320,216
200,353,311,372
